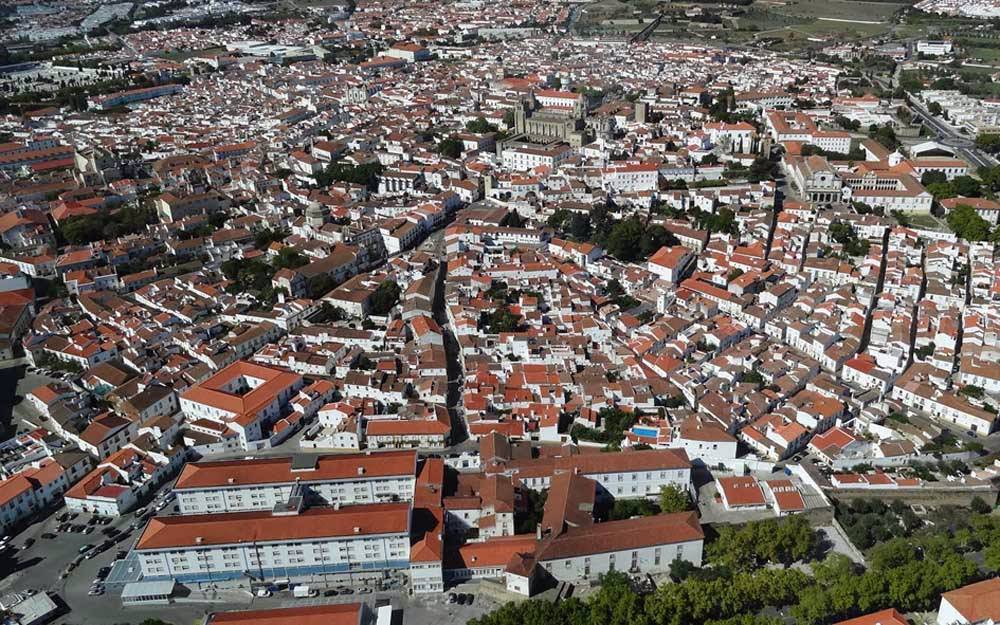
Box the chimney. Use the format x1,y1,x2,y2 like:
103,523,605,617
353,526,361,534
195,536,204,544
227,477,235,484
536,523,542,540
357,466,365,475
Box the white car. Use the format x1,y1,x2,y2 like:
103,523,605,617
255,588,272,598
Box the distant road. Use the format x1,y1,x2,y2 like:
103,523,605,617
906,94,997,170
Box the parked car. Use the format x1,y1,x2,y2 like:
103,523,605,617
87,586,103,596
78,544,93,554
447,593,457,604
255,588,271,598
323,589,338,597
21,538,35,549
40,533,56,540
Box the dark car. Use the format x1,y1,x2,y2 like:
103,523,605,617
323,589,338,597
21,538,35,549
41,533,56,540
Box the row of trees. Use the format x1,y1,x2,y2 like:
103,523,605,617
473,509,1000,625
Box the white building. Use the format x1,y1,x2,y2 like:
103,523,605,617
936,578,999,625
536,511,703,581
134,503,412,584
172,451,418,514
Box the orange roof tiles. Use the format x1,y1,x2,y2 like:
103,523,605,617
136,503,411,550
173,450,417,490
207,604,364,625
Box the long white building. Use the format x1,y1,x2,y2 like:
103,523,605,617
537,511,704,581
134,503,411,584
488,448,693,499
172,451,418,514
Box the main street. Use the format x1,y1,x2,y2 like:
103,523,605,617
905,94,997,170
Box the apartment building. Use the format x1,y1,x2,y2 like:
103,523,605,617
134,503,412,584
172,451,418,514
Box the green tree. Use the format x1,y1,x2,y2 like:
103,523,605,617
588,571,649,625
921,170,947,186
946,204,991,241
273,247,309,269
437,136,463,159
659,484,692,513
975,133,1000,154
952,175,982,198
466,116,498,133
605,216,646,262
979,165,1000,193
370,280,401,315
307,273,336,299
485,305,521,333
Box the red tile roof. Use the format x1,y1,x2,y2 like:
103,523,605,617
207,604,364,625
173,450,416,490
136,503,411,550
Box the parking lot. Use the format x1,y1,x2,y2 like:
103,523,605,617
0,474,180,624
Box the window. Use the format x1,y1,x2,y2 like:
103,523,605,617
609,554,616,571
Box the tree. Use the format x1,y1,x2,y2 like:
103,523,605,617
485,305,521,333
946,204,991,242
437,136,463,159
659,484,692,514
315,161,384,191
970,496,992,515
588,571,649,625
921,170,947,186
307,273,336,299
979,165,1000,194
500,211,525,228
466,116,498,134
370,280,400,316
959,384,985,400
974,133,1000,154
868,124,900,150
952,176,982,198
273,247,309,269
605,216,646,262
254,228,289,249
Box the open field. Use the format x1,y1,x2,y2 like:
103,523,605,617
754,0,906,21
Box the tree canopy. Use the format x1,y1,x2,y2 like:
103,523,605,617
946,204,992,242
370,280,401,316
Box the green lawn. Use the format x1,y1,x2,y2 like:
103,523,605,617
756,0,905,21
966,47,1000,64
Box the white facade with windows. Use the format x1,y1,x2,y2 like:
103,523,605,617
135,504,411,584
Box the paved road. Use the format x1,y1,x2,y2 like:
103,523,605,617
906,95,996,170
